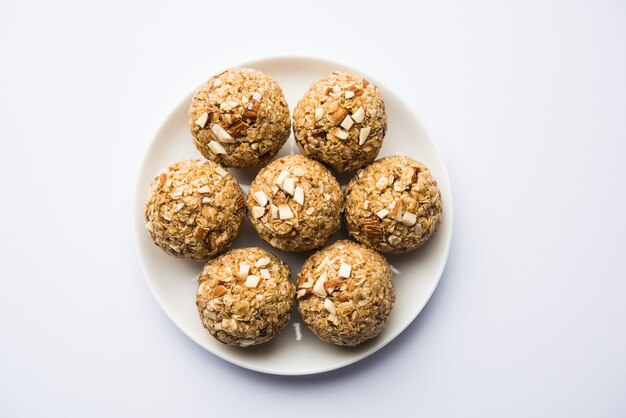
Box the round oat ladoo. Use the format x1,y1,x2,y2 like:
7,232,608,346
144,159,245,261
189,68,291,167
246,154,343,252
344,154,442,253
292,71,387,173
196,247,295,347
297,240,395,346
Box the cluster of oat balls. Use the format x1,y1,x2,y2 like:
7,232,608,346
144,67,443,347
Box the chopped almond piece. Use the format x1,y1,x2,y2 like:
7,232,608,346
401,211,417,226
253,191,268,206
282,177,296,195
278,204,294,220
211,124,234,143
208,140,227,155
238,262,250,280
275,170,290,187
359,126,371,145
293,186,304,205
195,112,209,128
340,115,354,130
251,206,266,218
338,262,352,279
245,275,260,288
313,271,328,297
376,209,389,219
254,257,270,267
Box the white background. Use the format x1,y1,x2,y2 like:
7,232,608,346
1,0,625,416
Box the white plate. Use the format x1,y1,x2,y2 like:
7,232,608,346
133,56,453,375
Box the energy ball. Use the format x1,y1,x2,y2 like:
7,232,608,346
246,155,342,252
292,71,387,172
344,155,442,253
196,247,295,347
296,240,395,346
144,159,245,261
189,68,291,168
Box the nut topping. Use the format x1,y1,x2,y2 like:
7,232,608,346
334,128,349,140
254,257,271,268
293,186,304,205
338,262,352,279
243,93,261,121
213,285,227,297
211,124,234,143
226,119,248,137
245,275,261,288
314,107,324,121
253,191,269,207
235,195,245,211
195,112,209,128
215,165,228,177
375,209,389,219
401,211,417,226
313,271,328,297
330,107,348,125
275,170,290,188
351,107,365,123
324,298,336,315
282,177,296,195
323,278,345,294
238,262,250,279
208,140,227,155
392,199,403,220
278,204,294,220
361,215,383,241
387,235,401,246
340,115,354,130
251,206,266,218
358,126,371,145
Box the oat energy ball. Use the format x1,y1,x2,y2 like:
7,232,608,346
344,155,442,253
297,240,395,346
189,68,291,167
196,248,295,346
246,155,343,252
293,71,387,173
144,159,245,261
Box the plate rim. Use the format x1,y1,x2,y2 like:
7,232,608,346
132,55,454,376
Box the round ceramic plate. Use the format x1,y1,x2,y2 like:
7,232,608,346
133,56,453,375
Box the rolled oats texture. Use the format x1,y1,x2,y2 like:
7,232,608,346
344,154,442,253
196,247,295,347
246,154,343,252
144,159,245,261
297,240,395,346
189,67,291,168
292,71,387,173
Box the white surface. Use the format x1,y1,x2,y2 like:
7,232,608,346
134,57,453,375
1,0,625,416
